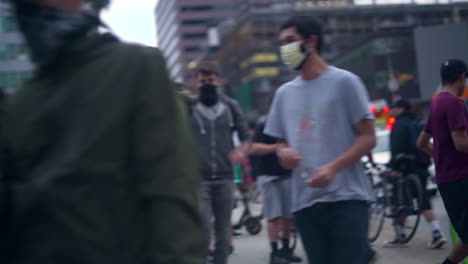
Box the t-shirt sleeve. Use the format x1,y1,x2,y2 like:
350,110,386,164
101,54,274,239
447,99,468,132
264,90,285,139
253,121,266,143
344,74,374,125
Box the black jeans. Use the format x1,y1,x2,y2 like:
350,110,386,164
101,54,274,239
200,179,234,264
294,200,372,264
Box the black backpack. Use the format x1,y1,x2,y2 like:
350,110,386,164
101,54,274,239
408,119,432,167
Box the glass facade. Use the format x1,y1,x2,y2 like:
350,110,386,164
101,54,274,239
0,15,16,32
0,2,34,92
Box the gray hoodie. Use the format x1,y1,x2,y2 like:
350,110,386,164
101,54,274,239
190,96,250,181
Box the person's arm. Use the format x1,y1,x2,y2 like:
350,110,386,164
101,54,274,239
263,89,302,169
446,99,468,153
132,48,206,264
388,120,411,169
417,131,433,155
249,143,279,156
310,74,376,188
228,99,251,163
249,121,278,156
311,119,376,188
451,130,468,153
329,120,376,172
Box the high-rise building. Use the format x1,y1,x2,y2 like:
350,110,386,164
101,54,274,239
0,0,33,93
155,0,247,82
202,2,468,114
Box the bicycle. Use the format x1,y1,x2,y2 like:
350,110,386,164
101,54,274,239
232,181,263,235
365,154,424,243
364,161,389,243
385,154,424,244
232,178,299,251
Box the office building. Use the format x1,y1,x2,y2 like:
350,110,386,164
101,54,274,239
0,0,33,93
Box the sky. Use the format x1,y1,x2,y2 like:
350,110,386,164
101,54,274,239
101,0,159,47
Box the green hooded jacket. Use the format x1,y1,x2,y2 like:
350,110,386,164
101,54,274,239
0,33,206,264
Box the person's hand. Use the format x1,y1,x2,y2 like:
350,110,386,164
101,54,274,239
309,164,339,188
390,171,400,178
277,148,302,169
229,148,246,165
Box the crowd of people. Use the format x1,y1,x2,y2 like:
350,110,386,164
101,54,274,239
0,1,466,264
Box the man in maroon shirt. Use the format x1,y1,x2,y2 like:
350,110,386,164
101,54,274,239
417,59,468,264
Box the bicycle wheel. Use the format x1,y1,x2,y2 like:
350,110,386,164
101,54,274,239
368,173,389,243
399,174,423,244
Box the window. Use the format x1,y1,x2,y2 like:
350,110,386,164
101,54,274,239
184,46,201,52
182,19,207,25
180,5,235,12
181,5,212,12
0,16,18,32
183,33,207,39
0,43,30,60
0,71,32,90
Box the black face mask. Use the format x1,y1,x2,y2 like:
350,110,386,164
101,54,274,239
12,2,100,69
199,84,219,107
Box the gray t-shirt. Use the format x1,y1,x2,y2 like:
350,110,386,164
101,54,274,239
264,66,375,213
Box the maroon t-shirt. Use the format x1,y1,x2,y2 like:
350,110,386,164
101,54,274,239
424,92,468,184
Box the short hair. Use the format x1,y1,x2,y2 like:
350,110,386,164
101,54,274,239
280,16,323,54
196,62,220,76
440,59,468,86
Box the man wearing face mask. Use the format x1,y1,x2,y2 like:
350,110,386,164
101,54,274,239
264,16,377,264
190,63,250,264
0,1,206,264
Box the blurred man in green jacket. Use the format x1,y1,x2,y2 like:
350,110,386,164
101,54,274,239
0,1,206,263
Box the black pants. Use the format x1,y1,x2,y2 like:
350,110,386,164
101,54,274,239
294,200,372,264
200,180,234,264
438,179,468,244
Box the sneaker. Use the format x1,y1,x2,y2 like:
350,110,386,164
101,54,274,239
280,248,302,263
427,235,448,249
206,250,214,264
383,239,409,248
270,252,289,264
233,231,243,237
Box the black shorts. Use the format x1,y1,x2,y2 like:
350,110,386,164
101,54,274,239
438,179,468,244
416,170,432,211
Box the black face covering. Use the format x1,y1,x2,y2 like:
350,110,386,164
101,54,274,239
199,84,219,107
12,1,100,69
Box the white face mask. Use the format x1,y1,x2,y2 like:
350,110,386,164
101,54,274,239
280,41,311,70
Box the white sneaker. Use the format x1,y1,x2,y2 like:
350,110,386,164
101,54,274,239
427,235,448,249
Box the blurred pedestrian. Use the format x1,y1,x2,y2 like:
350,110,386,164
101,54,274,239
0,1,206,264
265,16,377,264
417,59,468,264
250,115,302,264
189,62,250,264
384,99,447,248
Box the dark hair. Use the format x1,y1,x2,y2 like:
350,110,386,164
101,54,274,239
392,99,411,111
441,71,463,86
440,59,468,86
280,16,323,54
196,62,220,76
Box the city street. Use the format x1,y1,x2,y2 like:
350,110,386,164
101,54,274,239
230,194,454,264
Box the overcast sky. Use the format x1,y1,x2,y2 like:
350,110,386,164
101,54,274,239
101,0,160,47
